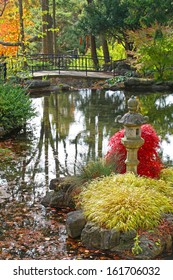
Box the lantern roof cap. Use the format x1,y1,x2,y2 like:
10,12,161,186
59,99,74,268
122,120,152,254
116,95,149,126
128,95,138,113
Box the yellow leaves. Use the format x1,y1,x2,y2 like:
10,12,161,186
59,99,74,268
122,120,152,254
80,173,173,232
160,167,173,186
0,1,37,55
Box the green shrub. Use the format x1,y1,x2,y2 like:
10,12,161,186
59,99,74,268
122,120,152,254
129,26,173,81
80,173,173,232
138,37,173,80
107,75,128,86
0,147,14,160
79,158,116,181
97,42,126,60
0,81,36,135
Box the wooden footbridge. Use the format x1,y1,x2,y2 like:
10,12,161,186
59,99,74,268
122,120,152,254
0,54,115,80
32,69,113,79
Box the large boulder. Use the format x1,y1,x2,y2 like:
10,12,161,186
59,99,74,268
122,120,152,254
41,177,81,208
112,60,137,76
81,222,121,250
81,222,103,249
124,78,173,91
70,217,173,259
41,190,65,208
135,233,165,260
25,79,51,88
66,210,86,238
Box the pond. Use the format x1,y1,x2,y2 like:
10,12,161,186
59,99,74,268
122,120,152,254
0,88,173,260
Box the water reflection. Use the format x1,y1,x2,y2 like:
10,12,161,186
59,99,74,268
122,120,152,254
1,89,173,192
1,88,173,260
31,89,173,179
26,89,126,183
138,92,173,164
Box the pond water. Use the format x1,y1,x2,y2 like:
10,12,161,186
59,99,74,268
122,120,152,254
0,88,173,260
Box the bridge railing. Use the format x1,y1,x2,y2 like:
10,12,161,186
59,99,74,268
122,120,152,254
2,54,114,77
28,54,113,75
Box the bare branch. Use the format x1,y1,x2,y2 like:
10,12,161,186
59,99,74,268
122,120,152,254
0,40,21,46
0,0,8,17
28,36,42,43
0,36,41,47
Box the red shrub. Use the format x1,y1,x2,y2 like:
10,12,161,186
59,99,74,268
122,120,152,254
105,124,163,178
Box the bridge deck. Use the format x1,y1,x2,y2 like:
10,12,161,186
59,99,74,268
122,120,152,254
32,70,113,79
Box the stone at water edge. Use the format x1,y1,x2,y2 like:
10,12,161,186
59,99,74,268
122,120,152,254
66,210,86,238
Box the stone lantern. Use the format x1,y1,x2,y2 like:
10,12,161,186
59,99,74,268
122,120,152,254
116,95,149,174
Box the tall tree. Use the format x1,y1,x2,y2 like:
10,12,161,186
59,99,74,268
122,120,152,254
53,0,85,54
18,0,25,55
41,0,53,54
86,0,98,68
126,0,173,28
101,35,110,63
78,0,128,61
52,0,57,54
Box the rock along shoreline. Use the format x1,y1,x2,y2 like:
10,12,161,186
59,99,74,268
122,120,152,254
41,177,173,260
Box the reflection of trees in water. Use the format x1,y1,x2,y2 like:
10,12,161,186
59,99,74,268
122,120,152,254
39,93,76,179
0,93,76,202
1,90,173,202
139,93,173,138
134,92,173,166
76,89,126,161
2,90,127,192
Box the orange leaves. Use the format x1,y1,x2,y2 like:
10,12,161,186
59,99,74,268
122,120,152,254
0,0,36,56
0,199,122,260
0,0,19,55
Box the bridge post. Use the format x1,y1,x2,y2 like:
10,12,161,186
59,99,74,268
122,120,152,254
3,62,7,80
85,57,87,76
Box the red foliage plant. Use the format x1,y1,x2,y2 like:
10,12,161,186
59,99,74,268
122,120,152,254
105,124,163,178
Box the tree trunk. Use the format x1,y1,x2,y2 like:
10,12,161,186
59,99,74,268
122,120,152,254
18,0,25,55
101,35,110,63
52,0,57,54
41,0,53,54
87,0,98,69
90,34,99,69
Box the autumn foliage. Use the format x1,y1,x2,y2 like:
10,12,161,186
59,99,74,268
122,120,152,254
0,1,18,55
105,124,163,178
0,0,34,56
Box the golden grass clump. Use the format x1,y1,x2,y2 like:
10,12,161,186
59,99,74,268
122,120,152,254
80,173,173,232
160,167,173,187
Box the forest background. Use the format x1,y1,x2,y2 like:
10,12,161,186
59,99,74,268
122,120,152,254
0,0,173,261
0,0,172,71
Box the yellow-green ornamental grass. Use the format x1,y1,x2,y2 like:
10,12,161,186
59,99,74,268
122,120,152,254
80,172,173,232
160,167,173,186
